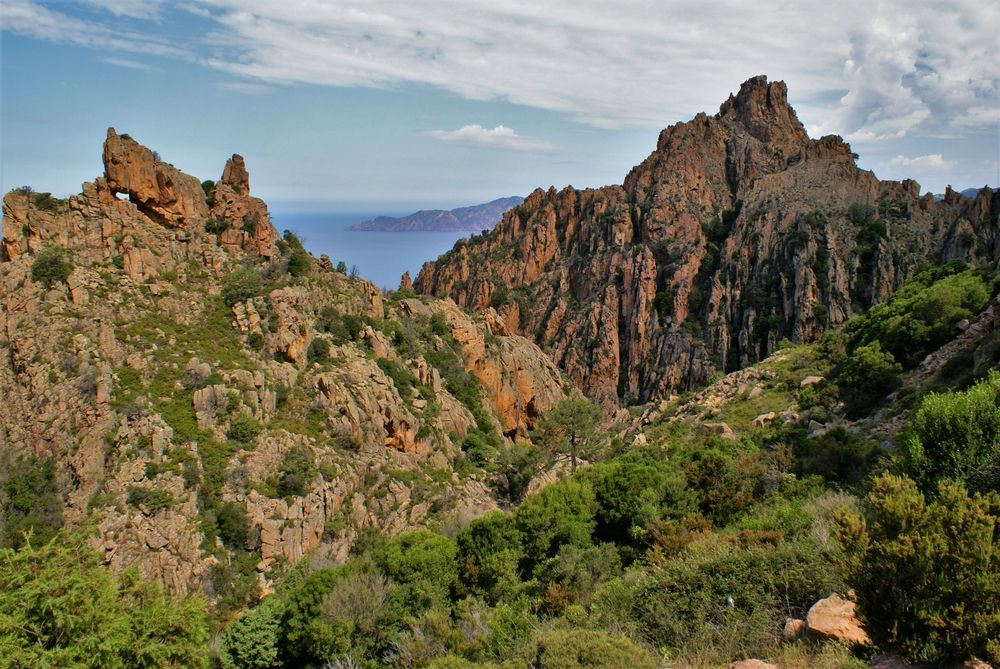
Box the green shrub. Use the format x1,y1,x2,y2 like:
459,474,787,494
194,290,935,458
287,250,310,277
615,536,837,656
847,265,989,368
31,247,72,288
205,217,229,235
838,341,902,417
246,331,265,350
280,567,343,663
32,192,63,212
1,455,63,549
794,427,882,485
218,597,283,669
514,479,597,574
200,180,216,205
375,530,458,614
227,413,262,444
0,531,211,668
683,448,766,525
307,337,330,364
377,357,418,397
241,214,258,236
456,511,523,602
836,475,1000,665
529,628,659,669
126,486,174,512
901,372,1000,495
220,267,263,307
276,444,315,498
216,501,254,550
535,542,622,613
587,456,694,547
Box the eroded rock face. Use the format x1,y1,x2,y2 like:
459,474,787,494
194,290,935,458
211,153,279,258
0,129,567,597
417,76,1000,404
103,128,210,228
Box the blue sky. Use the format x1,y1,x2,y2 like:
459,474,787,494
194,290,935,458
1,0,997,212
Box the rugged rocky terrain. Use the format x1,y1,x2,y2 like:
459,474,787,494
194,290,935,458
416,76,1000,405
0,131,566,595
349,196,524,232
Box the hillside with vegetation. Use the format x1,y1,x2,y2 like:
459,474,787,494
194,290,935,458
1,81,999,669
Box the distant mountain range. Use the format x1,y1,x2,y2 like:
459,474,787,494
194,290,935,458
348,196,524,232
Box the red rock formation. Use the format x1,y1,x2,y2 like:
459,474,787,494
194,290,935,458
417,76,1000,405
103,128,210,227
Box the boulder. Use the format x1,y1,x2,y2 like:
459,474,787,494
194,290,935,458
806,593,870,645
729,661,778,669
700,421,736,439
783,617,805,640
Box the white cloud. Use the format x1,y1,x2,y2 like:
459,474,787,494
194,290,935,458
214,81,274,95
0,0,187,59
1,0,998,145
80,0,166,19
886,154,956,170
99,56,155,70
428,125,554,151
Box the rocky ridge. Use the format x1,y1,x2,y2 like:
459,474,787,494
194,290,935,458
416,76,1000,405
0,130,566,596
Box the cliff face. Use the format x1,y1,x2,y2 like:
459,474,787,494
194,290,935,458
416,76,1000,405
0,131,565,595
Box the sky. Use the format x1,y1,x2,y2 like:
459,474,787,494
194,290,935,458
1,0,998,212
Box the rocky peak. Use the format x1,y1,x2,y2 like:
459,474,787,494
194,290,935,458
221,154,250,194
717,75,808,149
418,76,1000,405
102,128,210,228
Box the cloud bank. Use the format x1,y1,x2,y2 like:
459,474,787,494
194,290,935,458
2,0,998,146
428,125,555,151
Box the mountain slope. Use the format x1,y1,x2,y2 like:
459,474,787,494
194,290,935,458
0,131,566,597
349,196,524,231
416,76,1000,405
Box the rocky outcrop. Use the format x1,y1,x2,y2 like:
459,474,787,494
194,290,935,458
0,130,567,598
103,128,210,227
417,76,1000,404
210,154,279,258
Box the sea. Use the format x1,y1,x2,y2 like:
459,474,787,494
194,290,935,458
271,211,471,291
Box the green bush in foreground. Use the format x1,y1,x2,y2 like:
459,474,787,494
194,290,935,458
901,371,1000,495
836,474,1000,666
0,532,211,668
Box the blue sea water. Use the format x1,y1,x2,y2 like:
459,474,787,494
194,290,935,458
271,212,471,291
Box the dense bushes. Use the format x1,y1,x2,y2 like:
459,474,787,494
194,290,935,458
901,371,1000,495
0,455,63,548
838,341,902,417
0,531,211,668
221,267,264,307
276,444,315,498
31,247,72,288
836,475,1000,666
846,264,990,369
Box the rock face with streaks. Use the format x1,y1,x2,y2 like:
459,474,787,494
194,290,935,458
417,76,999,405
0,130,566,596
